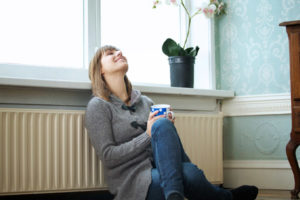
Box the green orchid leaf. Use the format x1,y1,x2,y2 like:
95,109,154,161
189,46,200,57
178,44,187,56
162,38,181,56
185,47,194,54
170,45,182,56
162,38,200,57
195,46,200,56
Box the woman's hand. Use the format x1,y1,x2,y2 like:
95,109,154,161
146,110,165,137
167,108,175,124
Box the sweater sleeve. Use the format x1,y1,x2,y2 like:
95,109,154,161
85,98,151,169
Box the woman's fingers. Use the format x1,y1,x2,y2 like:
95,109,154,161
147,111,163,137
148,111,165,123
148,110,159,119
149,110,171,122
170,116,175,124
153,114,165,121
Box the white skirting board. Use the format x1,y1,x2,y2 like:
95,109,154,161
223,160,294,190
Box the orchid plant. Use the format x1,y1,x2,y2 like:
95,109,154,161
153,0,226,57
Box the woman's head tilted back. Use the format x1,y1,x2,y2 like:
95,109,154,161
89,45,132,101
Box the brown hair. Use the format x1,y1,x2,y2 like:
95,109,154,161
89,45,132,102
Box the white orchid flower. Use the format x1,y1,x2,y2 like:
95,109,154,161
203,6,215,18
209,4,217,11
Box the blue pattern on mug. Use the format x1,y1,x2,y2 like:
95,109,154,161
151,107,167,116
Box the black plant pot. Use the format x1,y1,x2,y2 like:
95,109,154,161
168,56,195,88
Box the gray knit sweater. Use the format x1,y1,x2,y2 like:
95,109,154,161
85,90,154,200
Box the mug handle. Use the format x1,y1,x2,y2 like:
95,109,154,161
167,111,175,120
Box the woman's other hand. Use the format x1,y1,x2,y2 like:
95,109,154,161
146,111,165,137
167,107,175,124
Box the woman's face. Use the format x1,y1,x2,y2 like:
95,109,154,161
100,49,128,76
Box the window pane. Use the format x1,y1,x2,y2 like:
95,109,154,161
192,14,211,89
101,0,180,85
0,0,83,68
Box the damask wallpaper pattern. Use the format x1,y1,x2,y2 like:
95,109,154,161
215,0,300,96
223,115,294,160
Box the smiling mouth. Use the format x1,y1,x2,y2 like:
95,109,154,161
115,57,126,62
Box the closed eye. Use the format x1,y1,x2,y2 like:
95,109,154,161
105,50,115,56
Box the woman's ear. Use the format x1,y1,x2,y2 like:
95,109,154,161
100,68,105,75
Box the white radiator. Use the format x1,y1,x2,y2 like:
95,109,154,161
0,108,223,195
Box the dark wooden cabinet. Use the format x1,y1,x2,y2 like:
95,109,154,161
280,20,300,199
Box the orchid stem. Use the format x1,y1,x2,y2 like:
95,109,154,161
180,0,191,49
183,17,191,49
181,0,201,49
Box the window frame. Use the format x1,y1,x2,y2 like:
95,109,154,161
184,0,216,89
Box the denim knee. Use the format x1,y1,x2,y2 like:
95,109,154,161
151,118,173,138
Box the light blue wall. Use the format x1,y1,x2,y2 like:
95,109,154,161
215,0,300,96
223,115,295,160
215,0,300,160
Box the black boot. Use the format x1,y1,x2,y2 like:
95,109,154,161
231,185,258,200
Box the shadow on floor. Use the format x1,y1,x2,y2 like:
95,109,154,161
0,190,114,200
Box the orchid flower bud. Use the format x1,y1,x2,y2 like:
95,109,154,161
152,0,161,8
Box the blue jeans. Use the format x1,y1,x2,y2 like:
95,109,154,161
146,118,232,200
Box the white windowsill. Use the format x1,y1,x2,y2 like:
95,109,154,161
0,77,234,99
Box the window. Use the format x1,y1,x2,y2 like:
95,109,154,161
0,0,84,68
0,0,214,89
191,12,214,89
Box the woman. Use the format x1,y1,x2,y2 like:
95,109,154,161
85,45,258,200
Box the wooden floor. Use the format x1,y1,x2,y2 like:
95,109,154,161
256,190,294,200
0,189,296,200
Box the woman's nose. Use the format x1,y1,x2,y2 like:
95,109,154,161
116,50,122,56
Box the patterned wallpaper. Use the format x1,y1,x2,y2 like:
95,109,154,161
223,115,295,160
215,0,300,96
